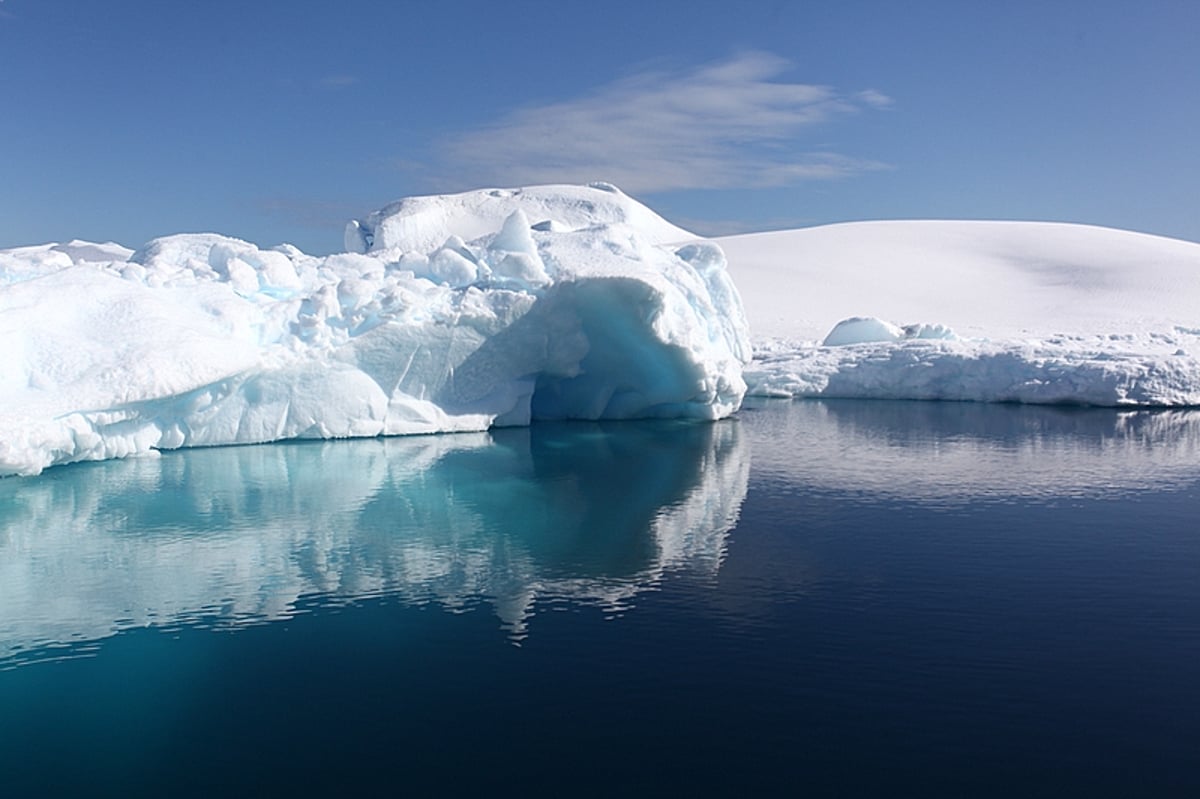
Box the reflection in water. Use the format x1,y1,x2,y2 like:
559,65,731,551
0,420,748,663
7,400,1200,667
745,398,1200,501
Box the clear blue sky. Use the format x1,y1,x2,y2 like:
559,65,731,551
2,0,1198,253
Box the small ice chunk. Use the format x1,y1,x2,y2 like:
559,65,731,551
489,210,548,286
822,317,905,346
490,209,537,256
429,247,478,287
493,252,550,286
675,242,727,276
904,322,958,341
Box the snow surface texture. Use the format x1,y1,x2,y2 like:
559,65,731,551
0,185,749,477
721,221,1200,406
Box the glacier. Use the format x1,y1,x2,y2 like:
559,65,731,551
0,184,749,477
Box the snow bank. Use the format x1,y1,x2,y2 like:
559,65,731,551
723,221,1200,406
0,185,749,477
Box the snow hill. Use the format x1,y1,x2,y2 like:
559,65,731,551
721,221,1200,342
1,184,1198,477
720,221,1200,405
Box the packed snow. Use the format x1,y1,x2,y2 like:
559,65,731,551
2,185,1199,477
721,221,1200,406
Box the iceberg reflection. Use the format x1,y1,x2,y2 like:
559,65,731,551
746,398,1200,500
0,419,748,663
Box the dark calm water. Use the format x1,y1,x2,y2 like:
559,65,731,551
2,400,1199,797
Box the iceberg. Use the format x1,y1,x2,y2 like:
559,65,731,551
0,185,749,477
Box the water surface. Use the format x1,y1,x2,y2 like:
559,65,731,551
2,401,1198,796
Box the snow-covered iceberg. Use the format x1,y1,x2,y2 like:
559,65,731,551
723,221,1200,405
0,184,749,477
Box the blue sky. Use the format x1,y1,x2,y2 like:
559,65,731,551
2,0,1198,253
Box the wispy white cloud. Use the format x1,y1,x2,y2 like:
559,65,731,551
316,74,358,89
855,89,894,109
437,52,890,193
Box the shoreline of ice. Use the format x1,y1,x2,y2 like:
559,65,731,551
744,320,1200,406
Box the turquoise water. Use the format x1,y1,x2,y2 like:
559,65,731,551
2,401,1199,796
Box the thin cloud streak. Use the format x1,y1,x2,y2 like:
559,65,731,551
316,74,358,89
855,89,894,109
438,52,890,193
